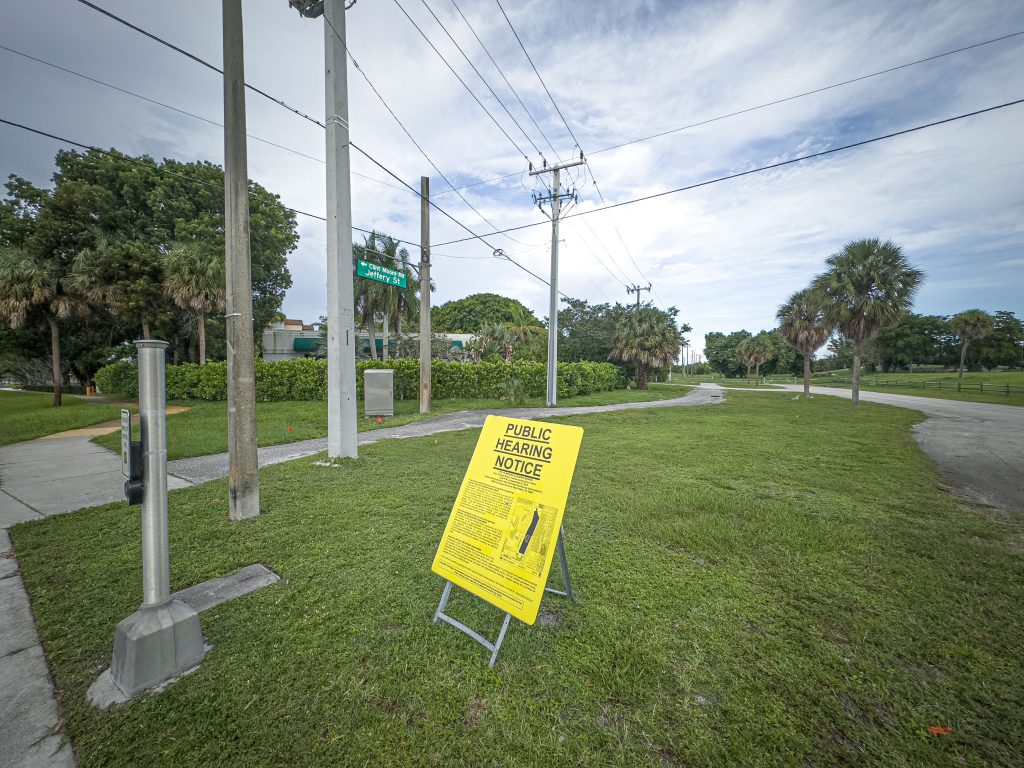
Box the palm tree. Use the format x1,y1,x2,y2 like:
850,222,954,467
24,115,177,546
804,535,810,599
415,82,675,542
950,309,994,378
0,247,89,406
736,337,754,381
812,239,922,406
476,321,515,362
777,288,833,396
161,242,225,365
609,306,681,389
737,334,772,385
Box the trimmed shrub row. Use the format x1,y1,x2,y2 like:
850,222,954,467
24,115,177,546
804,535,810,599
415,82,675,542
95,358,622,402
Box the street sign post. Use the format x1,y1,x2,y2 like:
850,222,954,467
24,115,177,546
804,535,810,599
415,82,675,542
357,259,407,288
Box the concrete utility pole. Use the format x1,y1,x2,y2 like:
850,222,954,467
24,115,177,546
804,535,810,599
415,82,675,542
223,0,260,520
291,0,358,458
627,283,652,309
419,176,431,414
530,155,585,407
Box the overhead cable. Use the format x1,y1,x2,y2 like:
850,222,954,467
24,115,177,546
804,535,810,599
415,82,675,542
431,97,1024,246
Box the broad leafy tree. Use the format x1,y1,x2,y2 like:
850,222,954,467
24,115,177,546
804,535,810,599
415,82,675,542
557,297,631,363
433,293,539,333
812,239,923,406
705,330,752,378
777,288,832,396
609,306,682,389
950,309,994,378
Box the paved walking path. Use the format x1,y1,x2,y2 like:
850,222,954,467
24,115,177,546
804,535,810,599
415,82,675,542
0,388,720,768
169,389,724,484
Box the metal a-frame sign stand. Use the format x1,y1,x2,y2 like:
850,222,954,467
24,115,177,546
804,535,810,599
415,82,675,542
432,525,573,668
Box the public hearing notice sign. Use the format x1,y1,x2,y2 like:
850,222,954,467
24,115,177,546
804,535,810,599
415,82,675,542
431,416,583,625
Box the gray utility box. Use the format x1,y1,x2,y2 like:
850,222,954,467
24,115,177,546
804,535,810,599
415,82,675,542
364,368,394,417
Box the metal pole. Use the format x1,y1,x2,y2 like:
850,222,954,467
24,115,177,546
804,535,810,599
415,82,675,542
419,176,432,414
546,167,561,407
324,0,358,458
223,0,260,520
137,340,170,606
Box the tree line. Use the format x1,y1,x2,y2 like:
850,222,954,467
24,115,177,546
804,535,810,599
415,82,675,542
0,149,297,404
705,238,1021,405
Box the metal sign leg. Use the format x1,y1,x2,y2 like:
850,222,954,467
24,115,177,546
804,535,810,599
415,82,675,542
433,580,514,668
544,526,574,600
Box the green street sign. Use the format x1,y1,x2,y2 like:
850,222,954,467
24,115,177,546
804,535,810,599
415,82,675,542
357,259,407,288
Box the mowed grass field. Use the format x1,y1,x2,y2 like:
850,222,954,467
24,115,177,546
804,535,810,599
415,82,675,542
92,385,686,460
0,391,126,446
813,370,1024,406
11,393,1023,766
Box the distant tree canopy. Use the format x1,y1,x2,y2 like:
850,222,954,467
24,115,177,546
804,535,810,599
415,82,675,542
432,293,539,333
705,329,799,378
0,148,297,389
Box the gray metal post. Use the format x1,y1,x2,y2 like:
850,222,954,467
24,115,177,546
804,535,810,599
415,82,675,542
138,341,170,606
223,0,260,519
546,167,561,407
324,0,358,458
105,340,205,699
419,175,432,414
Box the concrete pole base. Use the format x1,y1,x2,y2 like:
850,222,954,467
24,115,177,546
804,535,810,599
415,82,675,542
108,599,206,698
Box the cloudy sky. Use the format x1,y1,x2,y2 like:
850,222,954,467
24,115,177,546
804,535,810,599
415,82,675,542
2,0,1022,355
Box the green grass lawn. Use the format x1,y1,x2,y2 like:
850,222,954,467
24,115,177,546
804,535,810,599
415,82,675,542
812,371,1024,406
12,393,1023,766
0,391,127,446
93,385,685,461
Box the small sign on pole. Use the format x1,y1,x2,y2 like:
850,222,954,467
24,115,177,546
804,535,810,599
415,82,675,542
120,409,131,479
357,259,407,288
431,415,583,665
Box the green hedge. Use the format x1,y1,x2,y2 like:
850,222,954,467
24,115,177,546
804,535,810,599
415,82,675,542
94,358,621,402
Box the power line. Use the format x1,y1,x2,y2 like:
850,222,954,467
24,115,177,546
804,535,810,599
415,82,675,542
491,0,655,293
590,29,1024,157
73,0,325,129
65,0,548,269
0,116,427,242
417,0,544,158
449,0,561,160
390,0,530,162
432,97,1024,246
0,43,417,196
431,29,1024,196
494,0,579,151
324,16,541,252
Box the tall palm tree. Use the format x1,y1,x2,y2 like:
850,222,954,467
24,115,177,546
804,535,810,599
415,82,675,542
736,337,754,380
0,247,89,406
609,306,681,389
161,242,225,365
777,288,833,396
812,239,923,406
737,334,772,385
949,309,994,379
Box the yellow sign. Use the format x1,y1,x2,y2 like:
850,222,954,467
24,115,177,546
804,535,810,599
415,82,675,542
432,416,584,625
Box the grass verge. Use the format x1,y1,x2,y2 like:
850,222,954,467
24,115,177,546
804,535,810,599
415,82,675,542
93,385,685,460
12,393,1023,766
0,391,126,446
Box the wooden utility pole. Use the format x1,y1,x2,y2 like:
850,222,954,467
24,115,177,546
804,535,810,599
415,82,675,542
419,176,431,413
222,0,259,520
